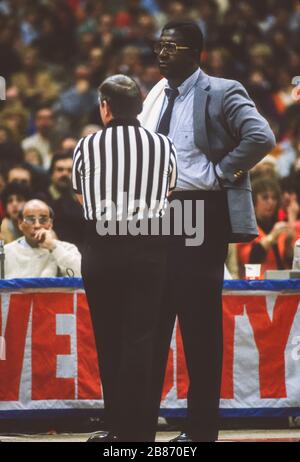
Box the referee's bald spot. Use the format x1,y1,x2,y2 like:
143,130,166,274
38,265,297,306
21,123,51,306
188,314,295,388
23,200,51,216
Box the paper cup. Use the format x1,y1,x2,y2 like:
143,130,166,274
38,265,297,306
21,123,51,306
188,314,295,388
245,264,261,280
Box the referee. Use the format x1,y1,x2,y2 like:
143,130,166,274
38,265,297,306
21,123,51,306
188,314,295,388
72,75,177,442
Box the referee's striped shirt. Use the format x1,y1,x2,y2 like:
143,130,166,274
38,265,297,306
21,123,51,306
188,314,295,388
72,119,177,221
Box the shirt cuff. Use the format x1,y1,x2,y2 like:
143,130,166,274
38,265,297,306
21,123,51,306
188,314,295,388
215,164,225,179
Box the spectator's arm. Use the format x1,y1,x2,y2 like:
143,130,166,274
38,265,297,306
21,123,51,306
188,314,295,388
51,241,82,277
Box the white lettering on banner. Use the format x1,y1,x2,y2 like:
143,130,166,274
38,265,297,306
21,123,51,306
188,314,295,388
56,314,76,379
291,336,300,361
0,336,5,360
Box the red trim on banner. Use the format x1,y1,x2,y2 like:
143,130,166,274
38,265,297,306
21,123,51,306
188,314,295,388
0,294,32,401
77,293,102,399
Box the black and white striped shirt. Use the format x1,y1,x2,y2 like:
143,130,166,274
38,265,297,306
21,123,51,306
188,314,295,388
72,119,177,221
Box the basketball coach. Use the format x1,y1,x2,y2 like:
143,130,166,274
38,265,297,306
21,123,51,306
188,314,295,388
140,21,276,442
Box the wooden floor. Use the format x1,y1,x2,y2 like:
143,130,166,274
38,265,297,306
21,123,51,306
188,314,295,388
0,429,300,442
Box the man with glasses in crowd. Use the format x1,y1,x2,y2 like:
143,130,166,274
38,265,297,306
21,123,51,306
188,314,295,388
140,21,276,442
4,199,81,278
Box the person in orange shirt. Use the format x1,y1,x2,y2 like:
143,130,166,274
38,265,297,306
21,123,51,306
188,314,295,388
237,178,295,278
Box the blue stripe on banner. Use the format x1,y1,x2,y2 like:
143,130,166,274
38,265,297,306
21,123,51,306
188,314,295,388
0,409,103,420
0,408,299,420
160,408,300,418
223,279,300,291
0,277,84,290
0,278,300,291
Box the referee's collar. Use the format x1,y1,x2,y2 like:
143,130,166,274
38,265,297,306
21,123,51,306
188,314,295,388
106,118,141,128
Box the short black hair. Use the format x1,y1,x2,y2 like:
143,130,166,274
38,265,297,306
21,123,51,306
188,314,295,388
162,20,204,55
1,182,32,208
49,152,73,176
98,74,143,119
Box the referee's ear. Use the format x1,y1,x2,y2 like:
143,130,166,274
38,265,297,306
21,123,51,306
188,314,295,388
99,99,113,126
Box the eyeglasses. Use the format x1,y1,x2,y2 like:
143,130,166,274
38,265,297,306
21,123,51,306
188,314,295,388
23,216,51,225
153,41,191,55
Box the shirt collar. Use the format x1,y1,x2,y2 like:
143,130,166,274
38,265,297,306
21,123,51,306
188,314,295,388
166,68,200,101
106,118,140,128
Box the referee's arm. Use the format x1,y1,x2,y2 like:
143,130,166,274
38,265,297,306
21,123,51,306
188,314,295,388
72,138,84,205
168,140,177,195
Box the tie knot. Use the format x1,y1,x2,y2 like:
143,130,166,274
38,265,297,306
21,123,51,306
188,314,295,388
165,88,179,100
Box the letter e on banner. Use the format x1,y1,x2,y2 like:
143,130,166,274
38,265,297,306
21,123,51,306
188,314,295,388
31,293,75,400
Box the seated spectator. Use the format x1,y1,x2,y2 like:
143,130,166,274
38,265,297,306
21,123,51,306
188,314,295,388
0,168,6,220
41,153,84,250
11,47,59,109
7,162,50,203
7,165,32,189
81,124,102,137
4,199,81,278
276,123,300,178
0,182,31,244
24,147,43,168
53,65,98,135
0,86,30,142
237,178,295,278
21,107,59,169
0,125,24,174
60,137,78,153
250,154,278,180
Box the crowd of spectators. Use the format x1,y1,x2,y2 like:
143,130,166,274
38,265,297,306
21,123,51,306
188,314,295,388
1,0,300,278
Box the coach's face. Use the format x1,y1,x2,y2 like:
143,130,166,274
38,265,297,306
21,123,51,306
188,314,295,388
156,29,198,83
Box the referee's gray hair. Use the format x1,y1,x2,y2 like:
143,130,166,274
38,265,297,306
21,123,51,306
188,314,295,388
98,74,143,118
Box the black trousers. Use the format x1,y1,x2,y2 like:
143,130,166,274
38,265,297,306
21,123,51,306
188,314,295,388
148,190,230,441
81,224,167,442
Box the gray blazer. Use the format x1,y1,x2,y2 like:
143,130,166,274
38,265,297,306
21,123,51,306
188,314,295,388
193,70,276,243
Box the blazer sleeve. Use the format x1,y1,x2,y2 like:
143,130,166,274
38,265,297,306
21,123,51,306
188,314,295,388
217,81,276,182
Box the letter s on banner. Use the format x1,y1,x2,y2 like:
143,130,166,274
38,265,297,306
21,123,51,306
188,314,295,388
291,336,300,361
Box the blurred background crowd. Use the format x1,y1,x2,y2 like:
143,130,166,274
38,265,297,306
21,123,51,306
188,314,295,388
0,0,300,278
